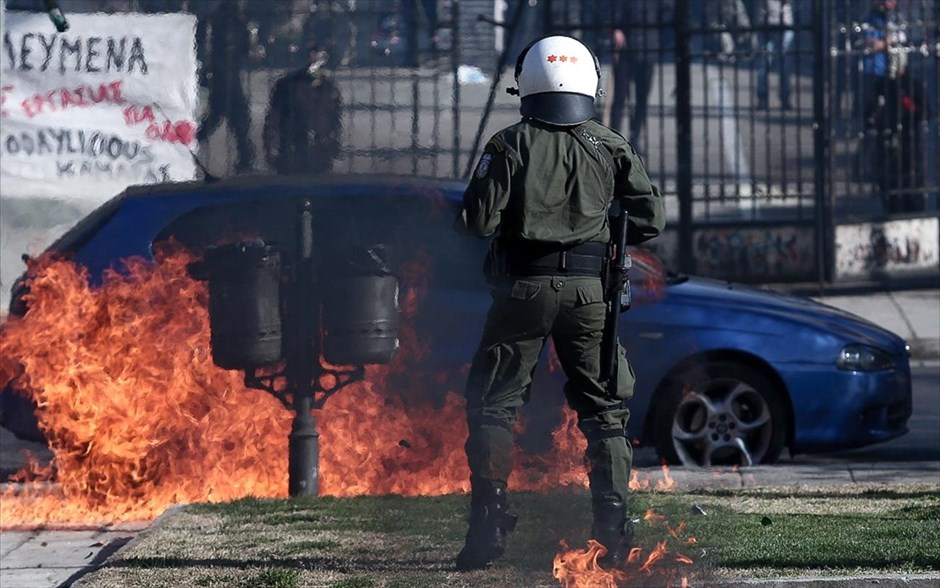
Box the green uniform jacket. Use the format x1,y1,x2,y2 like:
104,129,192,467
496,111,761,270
455,118,665,247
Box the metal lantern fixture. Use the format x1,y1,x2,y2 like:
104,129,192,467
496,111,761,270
189,201,401,497
321,246,400,366
188,240,283,370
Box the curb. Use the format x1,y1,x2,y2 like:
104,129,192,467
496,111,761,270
69,505,184,588
632,462,940,490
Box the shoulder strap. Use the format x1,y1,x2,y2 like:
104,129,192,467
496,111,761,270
568,123,616,190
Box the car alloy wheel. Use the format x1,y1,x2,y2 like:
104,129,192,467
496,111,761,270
655,362,787,467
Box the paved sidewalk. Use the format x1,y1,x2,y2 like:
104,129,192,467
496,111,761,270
810,289,940,361
0,525,145,588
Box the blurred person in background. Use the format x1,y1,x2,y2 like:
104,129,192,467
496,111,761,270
857,0,917,209
607,0,674,151
302,0,357,68
240,0,299,68
879,67,931,212
402,0,440,63
712,0,757,63
504,0,549,66
365,0,440,67
755,0,794,110
369,0,412,66
263,45,343,176
832,0,862,123
196,0,257,173
859,0,906,120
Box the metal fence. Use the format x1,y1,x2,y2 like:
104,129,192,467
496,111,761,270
538,0,938,282
13,0,940,284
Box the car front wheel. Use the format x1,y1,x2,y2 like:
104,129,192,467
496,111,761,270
654,361,787,467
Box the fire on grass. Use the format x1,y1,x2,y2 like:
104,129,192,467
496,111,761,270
0,247,674,528
553,509,696,588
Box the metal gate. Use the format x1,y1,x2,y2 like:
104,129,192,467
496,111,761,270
469,0,938,284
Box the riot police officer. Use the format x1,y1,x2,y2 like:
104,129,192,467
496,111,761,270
453,35,666,571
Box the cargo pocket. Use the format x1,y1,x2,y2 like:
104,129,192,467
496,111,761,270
510,279,542,301
616,344,636,400
575,282,605,307
466,345,502,409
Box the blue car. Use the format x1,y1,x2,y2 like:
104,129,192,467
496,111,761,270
1,175,913,466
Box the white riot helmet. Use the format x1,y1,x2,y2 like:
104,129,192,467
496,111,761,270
511,35,601,126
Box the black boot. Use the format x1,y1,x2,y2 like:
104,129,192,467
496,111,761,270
591,500,634,569
455,486,518,571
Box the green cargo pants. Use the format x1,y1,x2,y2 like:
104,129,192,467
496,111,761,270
464,274,636,504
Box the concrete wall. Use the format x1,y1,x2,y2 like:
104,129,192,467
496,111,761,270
835,217,940,282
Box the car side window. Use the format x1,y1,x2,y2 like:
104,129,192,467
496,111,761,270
155,191,488,292
317,193,488,292
154,198,298,254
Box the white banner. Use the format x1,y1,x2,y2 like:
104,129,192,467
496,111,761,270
0,11,197,202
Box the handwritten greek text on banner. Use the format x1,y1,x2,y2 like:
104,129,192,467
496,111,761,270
1,10,197,201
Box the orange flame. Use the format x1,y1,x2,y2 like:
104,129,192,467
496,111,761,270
631,248,667,304
657,463,676,491
644,508,667,526
629,463,677,492
553,507,695,587
0,248,671,528
552,540,628,588
638,540,669,573
0,251,290,525
629,469,650,491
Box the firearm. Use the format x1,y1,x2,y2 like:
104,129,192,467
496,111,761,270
44,0,69,32
599,206,631,396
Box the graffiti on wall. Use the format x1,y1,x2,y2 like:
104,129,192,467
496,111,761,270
691,226,816,281
836,217,940,279
642,226,816,282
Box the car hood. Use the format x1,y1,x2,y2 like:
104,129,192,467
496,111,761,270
661,275,908,354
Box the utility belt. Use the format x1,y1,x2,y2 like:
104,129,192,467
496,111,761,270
488,240,608,278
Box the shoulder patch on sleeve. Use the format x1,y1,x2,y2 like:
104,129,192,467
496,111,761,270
474,153,494,178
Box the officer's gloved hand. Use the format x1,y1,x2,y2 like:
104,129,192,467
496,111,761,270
605,265,629,302
605,255,632,305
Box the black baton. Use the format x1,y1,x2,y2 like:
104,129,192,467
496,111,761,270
600,207,631,395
